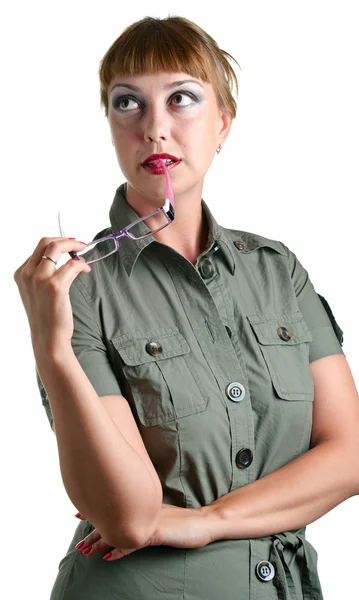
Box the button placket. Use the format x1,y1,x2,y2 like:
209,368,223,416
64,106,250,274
175,256,254,492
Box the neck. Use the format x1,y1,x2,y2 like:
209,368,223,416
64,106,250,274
154,200,209,264
126,183,210,265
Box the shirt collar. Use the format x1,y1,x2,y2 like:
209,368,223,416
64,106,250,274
109,183,285,277
109,183,155,277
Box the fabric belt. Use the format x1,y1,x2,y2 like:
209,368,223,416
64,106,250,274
269,531,323,600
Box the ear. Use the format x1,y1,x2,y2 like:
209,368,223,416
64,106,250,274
217,110,233,147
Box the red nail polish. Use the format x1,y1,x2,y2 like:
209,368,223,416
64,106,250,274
103,552,112,561
82,545,92,555
76,540,85,549
68,238,86,244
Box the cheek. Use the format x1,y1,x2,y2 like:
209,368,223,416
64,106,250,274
188,110,218,139
109,113,136,139
112,122,134,142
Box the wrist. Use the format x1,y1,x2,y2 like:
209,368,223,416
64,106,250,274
32,336,75,368
200,502,232,543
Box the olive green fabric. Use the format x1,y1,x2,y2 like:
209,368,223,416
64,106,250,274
38,183,344,599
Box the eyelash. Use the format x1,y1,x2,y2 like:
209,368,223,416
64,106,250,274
112,91,199,112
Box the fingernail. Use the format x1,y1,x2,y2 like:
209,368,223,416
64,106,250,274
75,540,85,549
68,238,86,244
75,512,82,519
82,545,92,555
103,552,112,561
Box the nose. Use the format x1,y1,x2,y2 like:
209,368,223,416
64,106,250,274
142,105,168,144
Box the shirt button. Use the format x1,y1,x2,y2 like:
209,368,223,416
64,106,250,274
255,561,275,582
145,342,163,357
226,382,246,402
277,326,291,342
235,448,253,469
225,325,232,338
198,259,215,279
234,240,245,251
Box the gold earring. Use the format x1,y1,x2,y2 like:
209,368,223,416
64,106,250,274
216,145,222,154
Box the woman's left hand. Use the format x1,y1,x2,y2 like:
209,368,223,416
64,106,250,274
75,503,213,562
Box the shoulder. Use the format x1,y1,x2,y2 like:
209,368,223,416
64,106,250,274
220,225,289,257
219,225,311,295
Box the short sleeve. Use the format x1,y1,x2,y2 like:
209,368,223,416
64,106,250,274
286,248,345,362
69,278,123,397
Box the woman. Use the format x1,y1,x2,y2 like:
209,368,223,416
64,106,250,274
14,15,359,600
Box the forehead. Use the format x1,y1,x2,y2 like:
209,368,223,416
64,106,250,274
108,71,212,94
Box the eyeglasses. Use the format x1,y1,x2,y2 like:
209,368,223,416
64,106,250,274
59,160,175,265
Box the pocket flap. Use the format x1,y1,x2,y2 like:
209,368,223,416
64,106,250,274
112,326,190,366
247,312,312,346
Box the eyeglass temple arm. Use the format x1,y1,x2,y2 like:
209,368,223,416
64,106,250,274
156,159,175,220
58,211,80,260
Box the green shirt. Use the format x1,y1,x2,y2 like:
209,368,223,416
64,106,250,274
38,183,343,600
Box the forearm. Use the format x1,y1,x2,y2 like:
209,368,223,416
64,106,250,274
35,343,162,548
205,440,359,541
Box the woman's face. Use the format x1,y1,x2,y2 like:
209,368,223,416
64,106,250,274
107,71,232,205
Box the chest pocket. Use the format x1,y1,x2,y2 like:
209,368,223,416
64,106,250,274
112,326,208,427
247,312,314,401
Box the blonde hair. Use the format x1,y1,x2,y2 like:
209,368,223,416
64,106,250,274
99,16,240,118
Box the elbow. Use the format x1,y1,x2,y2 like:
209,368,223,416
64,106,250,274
103,527,144,551
104,486,162,550
105,516,160,550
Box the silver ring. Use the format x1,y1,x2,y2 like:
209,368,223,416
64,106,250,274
41,255,57,265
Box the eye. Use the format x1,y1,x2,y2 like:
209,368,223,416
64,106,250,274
170,92,197,107
112,96,140,112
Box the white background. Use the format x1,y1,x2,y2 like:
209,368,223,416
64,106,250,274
2,1,358,598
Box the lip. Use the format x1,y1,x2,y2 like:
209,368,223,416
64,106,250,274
142,153,181,167
142,161,180,175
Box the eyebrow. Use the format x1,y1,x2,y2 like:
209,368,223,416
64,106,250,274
109,79,204,94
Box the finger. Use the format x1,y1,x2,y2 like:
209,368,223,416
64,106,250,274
79,537,112,557
46,256,92,292
103,547,138,561
75,529,102,550
34,240,88,276
25,238,86,275
75,512,85,519
22,237,66,273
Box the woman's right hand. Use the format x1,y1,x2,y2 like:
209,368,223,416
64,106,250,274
14,237,92,352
